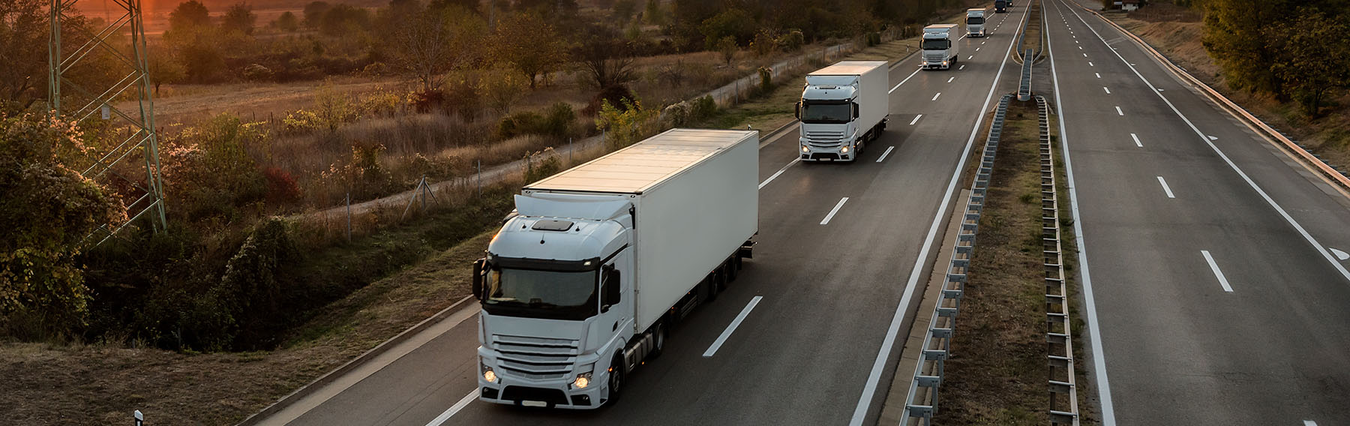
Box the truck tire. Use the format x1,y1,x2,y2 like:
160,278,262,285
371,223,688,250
704,273,719,302
607,354,625,405
647,322,666,360
726,258,739,281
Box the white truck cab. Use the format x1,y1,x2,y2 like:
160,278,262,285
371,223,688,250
796,61,889,162
967,8,987,37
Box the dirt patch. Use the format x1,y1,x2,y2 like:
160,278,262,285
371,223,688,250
933,100,1051,425
0,228,495,425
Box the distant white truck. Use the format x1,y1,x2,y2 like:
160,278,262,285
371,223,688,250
967,8,987,37
473,128,758,409
795,61,889,162
921,24,960,70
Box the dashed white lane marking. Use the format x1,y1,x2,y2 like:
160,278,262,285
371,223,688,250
1201,250,1234,293
820,197,849,225
758,158,800,189
1131,133,1142,147
909,114,923,125
876,146,896,163
703,296,764,357
959,64,966,70
424,391,478,426
1096,72,1101,78
1330,248,1350,261
1208,135,1218,140
1089,61,1094,66
976,47,981,51
1116,106,1124,116
968,55,974,60
1306,420,1319,426
1083,53,1088,57
948,77,955,83
1157,176,1176,199
1103,87,1111,94
932,92,942,101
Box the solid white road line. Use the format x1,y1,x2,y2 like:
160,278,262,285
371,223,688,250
909,114,923,125
820,197,849,225
947,76,955,83
1157,176,1176,198
702,296,764,357
1131,133,1142,147
877,146,896,163
849,4,1031,425
889,68,923,94
1103,86,1111,94
1064,0,1350,287
424,391,477,426
1115,106,1124,116
932,93,942,101
758,158,800,189
1045,0,1116,423
1201,250,1234,292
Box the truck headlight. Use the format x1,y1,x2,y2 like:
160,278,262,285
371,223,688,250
481,359,498,383
801,144,809,153
943,61,949,66
572,372,593,389
841,146,849,153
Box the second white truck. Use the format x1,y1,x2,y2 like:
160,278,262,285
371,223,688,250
967,8,987,37
921,24,960,70
473,128,758,409
795,61,889,162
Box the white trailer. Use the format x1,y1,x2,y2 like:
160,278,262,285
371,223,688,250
796,61,890,162
473,128,759,409
921,24,960,70
967,8,987,37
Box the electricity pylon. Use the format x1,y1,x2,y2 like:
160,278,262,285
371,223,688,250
49,0,167,244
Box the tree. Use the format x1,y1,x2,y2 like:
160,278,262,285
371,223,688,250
0,0,52,111
429,0,482,14
716,35,737,66
1269,8,1350,117
276,11,300,32
490,12,570,89
221,3,257,35
1201,0,1289,94
613,0,637,22
381,3,486,92
644,0,663,25
169,0,212,34
575,23,637,89
476,66,529,114
700,8,755,49
1,114,123,338
302,1,331,28
320,4,372,36
148,46,186,95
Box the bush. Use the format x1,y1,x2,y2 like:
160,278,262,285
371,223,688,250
263,167,302,207
584,84,635,116
758,67,773,95
691,95,717,119
777,30,805,52
407,90,446,114
751,30,778,57
543,102,576,139
161,113,268,222
495,111,544,140
524,148,563,183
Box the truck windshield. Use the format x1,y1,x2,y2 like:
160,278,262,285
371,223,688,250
967,17,984,24
800,102,852,124
484,267,598,320
923,39,950,50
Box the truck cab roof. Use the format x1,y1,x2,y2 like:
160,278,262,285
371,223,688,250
490,214,628,264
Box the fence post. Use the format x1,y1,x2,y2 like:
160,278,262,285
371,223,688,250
345,193,351,242
419,176,427,212
569,137,573,165
477,160,482,197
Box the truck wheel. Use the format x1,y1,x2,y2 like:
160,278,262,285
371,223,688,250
647,322,666,360
704,273,718,302
726,259,739,281
607,354,625,405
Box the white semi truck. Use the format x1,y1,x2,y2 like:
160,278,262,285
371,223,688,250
472,128,759,409
967,8,987,37
795,61,889,162
921,24,960,70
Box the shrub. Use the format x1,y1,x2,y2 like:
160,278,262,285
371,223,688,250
758,66,773,95
263,167,302,206
777,30,805,52
691,95,717,120
242,64,274,81
407,90,446,114
596,97,659,149
751,30,778,57
543,102,576,139
584,84,635,116
524,147,563,183
161,113,268,222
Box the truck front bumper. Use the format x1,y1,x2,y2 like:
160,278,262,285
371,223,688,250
801,139,857,162
478,371,612,410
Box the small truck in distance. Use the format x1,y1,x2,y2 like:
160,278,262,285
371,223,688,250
795,61,890,162
921,24,960,70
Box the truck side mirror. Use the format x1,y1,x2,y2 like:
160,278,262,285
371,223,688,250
472,258,486,300
794,102,801,119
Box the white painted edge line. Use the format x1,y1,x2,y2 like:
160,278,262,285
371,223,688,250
758,158,800,190
1157,176,1176,199
909,114,923,126
1131,133,1142,147
820,197,850,225
877,146,896,163
932,92,942,101
1045,0,1117,423
1103,86,1111,94
1115,106,1124,116
702,296,764,357
849,3,1031,425
424,391,477,426
889,68,923,94
1065,0,1350,286
1201,250,1234,293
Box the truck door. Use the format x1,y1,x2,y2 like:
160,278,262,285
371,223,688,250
598,247,634,344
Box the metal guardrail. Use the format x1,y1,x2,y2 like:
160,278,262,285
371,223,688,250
1019,49,1034,101
1072,1,1350,190
901,94,1014,426
1036,95,1080,425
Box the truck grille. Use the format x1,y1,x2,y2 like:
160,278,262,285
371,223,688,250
925,53,946,63
491,334,578,380
805,130,846,147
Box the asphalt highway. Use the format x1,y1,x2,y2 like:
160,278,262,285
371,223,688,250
1044,0,1350,424
254,4,1035,426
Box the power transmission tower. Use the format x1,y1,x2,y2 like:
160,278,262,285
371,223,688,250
49,0,167,244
